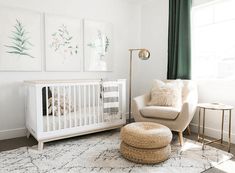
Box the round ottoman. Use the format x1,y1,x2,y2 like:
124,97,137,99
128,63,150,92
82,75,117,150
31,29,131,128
120,122,172,164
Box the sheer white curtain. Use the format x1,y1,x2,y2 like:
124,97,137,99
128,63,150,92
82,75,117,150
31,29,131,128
192,0,235,79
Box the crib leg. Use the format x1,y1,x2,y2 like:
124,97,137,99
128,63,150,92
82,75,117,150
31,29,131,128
38,141,44,151
26,130,30,139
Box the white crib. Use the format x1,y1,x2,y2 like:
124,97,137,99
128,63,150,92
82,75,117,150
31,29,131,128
24,79,126,150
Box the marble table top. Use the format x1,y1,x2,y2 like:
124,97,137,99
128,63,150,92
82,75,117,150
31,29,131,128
198,103,233,110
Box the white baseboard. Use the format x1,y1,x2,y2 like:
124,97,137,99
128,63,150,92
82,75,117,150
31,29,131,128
190,123,235,144
0,128,26,140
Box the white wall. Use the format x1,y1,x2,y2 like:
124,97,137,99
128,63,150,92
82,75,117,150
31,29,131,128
132,0,169,97
139,0,235,143
0,0,142,140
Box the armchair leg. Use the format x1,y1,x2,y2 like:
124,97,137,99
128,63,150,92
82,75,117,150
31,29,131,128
187,126,191,135
178,132,184,146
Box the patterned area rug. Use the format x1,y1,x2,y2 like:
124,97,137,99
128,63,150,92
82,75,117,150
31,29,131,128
0,131,233,173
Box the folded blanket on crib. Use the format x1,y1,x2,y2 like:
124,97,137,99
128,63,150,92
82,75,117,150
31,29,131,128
102,82,119,116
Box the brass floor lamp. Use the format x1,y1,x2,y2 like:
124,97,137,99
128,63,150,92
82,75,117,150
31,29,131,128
128,48,150,123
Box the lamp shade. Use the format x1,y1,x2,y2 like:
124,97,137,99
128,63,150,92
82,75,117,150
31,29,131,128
138,49,150,60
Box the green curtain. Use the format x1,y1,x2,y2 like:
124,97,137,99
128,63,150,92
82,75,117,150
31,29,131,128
167,0,192,79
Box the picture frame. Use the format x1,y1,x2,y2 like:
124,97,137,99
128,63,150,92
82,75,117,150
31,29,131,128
45,14,83,71
0,7,42,71
84,20,113,72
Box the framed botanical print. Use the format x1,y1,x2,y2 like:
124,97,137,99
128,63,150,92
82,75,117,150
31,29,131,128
84,20,113,72
45,14,82,71
0,7,42,71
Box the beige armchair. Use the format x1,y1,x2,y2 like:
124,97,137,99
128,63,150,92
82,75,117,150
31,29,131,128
132,80,198,146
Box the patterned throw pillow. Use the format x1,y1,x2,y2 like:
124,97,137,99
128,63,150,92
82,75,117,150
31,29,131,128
148,80,183,108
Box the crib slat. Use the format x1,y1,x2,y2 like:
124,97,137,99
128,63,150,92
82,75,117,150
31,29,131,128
57,86,61,130
79,85,82,126
88,85,91,125
46,87,49,132
69,86,72,128
52,86,55,131
97,84,100,123
118,83,121,120
74,86,77,127
100,84,104,123
84,85,87,125
63,86,66,129
93,85,95,124
96,85,99,124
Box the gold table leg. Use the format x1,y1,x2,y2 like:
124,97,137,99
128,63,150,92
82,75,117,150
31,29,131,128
228,109,232,153
198,108,201,141
202,108,206,150
197,105,232,153
221,110,224,144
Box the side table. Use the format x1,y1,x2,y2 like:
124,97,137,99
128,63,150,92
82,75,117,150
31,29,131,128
197,103,233,152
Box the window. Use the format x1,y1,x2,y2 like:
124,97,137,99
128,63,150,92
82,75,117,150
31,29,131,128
192,0,235,79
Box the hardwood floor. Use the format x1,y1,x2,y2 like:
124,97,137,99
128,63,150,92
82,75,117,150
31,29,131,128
0,131,234,173
0,135,37,152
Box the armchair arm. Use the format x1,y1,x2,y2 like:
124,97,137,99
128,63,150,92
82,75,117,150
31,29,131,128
132,94,150,121
133,94,150,110
177,85,198,131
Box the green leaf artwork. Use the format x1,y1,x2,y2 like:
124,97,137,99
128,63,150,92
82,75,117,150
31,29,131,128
105,36,110,52
5,19,34,58
87,29,110,59
50,24,78,58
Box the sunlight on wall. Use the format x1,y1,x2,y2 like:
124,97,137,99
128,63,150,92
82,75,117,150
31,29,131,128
192,0,235,79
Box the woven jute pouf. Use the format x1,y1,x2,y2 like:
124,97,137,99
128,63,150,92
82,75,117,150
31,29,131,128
120,122,172,149
120,122,172,164
120,141,171,164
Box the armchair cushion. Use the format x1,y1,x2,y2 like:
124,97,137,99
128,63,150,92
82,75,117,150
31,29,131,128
140,106,180,120
148,80,183,108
